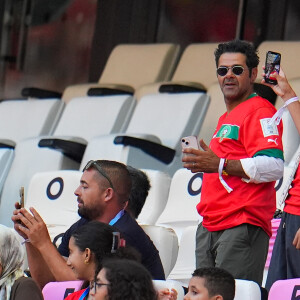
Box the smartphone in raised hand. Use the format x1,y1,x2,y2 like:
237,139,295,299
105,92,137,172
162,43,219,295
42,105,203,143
19,186,25,208
264,51,281,85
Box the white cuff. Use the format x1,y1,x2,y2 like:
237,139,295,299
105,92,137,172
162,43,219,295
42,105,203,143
241,156,284,183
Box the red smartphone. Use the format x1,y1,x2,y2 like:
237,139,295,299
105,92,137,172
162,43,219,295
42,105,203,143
264,51,281,85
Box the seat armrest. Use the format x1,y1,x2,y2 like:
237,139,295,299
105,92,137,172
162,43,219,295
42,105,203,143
0,139,16,149
22,87,62,99
159,81,207,93
88,84,134,96
38,137,87,163
114,135,175,164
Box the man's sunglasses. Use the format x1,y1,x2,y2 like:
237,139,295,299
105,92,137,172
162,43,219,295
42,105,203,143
216,65,245,77
83,160,114,189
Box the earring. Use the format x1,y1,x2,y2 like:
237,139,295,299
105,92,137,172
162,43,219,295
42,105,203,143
84,259,89,264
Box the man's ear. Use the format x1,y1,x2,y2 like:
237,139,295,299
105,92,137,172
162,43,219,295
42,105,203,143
251,67,258,83
104,187,114,203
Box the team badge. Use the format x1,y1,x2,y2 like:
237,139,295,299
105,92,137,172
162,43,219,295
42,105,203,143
260,118,279,137
216,124,239,142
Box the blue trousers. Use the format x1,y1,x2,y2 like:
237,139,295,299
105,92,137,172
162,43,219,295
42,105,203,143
265,212,300,291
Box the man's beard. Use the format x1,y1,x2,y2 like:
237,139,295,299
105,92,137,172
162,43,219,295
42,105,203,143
77,201,102,221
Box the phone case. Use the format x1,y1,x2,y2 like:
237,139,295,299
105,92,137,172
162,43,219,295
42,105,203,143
265,51,281,85
181,136,199,150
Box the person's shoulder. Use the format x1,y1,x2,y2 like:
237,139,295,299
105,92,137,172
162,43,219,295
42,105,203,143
11,277,43,300
115,212,150,240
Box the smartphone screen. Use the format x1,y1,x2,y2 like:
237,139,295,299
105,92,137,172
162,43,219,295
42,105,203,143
264,51,281,85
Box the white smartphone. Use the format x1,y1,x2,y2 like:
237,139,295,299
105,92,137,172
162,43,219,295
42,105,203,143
181,136,199,152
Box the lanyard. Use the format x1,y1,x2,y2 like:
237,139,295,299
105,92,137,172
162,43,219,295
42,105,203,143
79,287,90,300
109,210,124,226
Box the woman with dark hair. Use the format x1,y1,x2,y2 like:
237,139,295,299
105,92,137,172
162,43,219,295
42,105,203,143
90,259,157,300
65,221,140,300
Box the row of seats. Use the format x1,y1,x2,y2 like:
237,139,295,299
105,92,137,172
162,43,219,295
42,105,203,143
1,41,300,227
41,278,262,300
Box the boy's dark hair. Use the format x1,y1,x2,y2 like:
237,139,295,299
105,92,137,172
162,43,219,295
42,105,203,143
214,39,259,76
193,267,235,300
127,166,151,218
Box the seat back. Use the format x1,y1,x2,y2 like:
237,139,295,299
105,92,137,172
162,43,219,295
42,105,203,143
141,225,179,278
265,218,281,269
257,41,300,82
153,279,185,300
42,280,84,300
156,169,202,239
172,43,219,89
234,279,261,300
25,170,82,240
268,278,300,300
0,98,63,143
126,92,210,150
54,95,135,138
62,44,180,102
167,225,197,286
199,82,226,144
0,98,63,196
99,44,180,89
137,169,171,225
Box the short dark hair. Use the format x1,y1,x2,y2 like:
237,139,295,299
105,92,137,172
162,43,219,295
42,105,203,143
127,166,151,218
192,267,235,300
85,160,132,205
214,39,259,76
101,259,157,300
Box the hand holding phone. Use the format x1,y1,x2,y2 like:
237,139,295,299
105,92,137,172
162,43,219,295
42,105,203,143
264,51,281,85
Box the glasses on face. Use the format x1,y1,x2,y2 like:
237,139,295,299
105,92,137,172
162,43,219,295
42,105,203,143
83,160,114,189
90,280,110,294
216,65,245,76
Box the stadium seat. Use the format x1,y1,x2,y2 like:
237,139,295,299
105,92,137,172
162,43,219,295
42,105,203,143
0,98,63,194
262,218,281,287
0,94,135,226
153,279,185,300
42,280,83,300
199,82,226,144
79,91,210,177
167,225,197,286
62,43,181,102
136,42,220,100
256,41,300,82
268,278,300,300
24,170,82,241
156,169,202,240
141,225,179,278
137,169,171,225
234,279,261,300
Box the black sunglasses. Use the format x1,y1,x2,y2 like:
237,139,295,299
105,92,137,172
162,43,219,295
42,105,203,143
216,65,245,76
83,160,114,189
